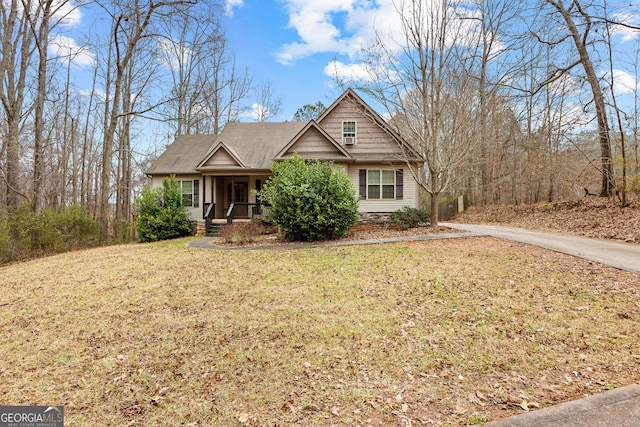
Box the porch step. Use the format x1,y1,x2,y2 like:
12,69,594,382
206,222,225,237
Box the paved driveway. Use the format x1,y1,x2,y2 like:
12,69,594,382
445,223,640,274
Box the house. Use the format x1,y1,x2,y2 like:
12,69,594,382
145,88,423,231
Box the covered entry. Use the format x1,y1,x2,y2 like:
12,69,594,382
203,175,269,221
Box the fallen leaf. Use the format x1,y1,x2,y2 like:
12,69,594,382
237,413,249,423
454,406,466,415
281,402,294,413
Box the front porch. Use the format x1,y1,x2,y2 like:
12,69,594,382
200,175,271,235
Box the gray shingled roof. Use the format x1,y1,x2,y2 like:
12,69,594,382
145,134,216,175
197,122,307,171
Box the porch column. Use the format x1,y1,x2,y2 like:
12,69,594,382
231,176,236,204
228,176,236,224
211,176,216,203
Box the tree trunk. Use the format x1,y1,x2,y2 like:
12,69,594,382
31,1,51,213
547,0,613,197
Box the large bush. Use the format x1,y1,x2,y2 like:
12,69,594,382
258,154,359,241
135,176,193,242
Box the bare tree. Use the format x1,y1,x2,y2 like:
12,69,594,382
0,0,34,215
252,80,282,122
157,10,251,135
95,0,199,234
465,0,521,205
538,0,614,197
354,0,480,227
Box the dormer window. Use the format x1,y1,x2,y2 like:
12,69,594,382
342,121,356,145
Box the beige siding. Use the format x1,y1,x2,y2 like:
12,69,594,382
203,148,240,167
347,165,418,213
287,127,341,156
319,101,403,156
150,174,203,220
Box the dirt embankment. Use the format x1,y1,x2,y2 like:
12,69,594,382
455,198,640,244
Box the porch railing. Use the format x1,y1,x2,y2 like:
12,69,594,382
204,203,215,234
204,202,271,226
225,203,270,224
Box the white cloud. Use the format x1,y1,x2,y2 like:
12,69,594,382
275,0,483,67
323,60,373,82
275,0,399,65
224,0,244,16
157,38,192,71
53,0,82,28
242,103,269,121
610,12,640,42
604,69,637,95
49,35,95,67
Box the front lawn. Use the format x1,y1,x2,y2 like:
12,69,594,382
0,237,638,426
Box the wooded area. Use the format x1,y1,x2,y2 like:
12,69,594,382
1,0,639,239
344,0,640,224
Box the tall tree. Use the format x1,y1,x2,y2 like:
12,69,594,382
96,0,198,234
353,0,479,227
0,0,34,214
158,10,251,136
540,0,613,197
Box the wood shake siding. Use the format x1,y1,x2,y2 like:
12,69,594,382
319,102,399,154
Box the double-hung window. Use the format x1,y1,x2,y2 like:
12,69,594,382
367,170,395,199
342,121,356,145
177,180,199,207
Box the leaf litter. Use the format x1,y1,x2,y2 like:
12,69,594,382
0,233,638,426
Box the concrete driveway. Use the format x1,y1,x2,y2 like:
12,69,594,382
444,223,640,274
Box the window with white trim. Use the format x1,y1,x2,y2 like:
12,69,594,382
178,180,194,207
367,170,395,199
342,121,356,145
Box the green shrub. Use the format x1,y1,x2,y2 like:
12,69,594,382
0,204,100,265
135,176,193,242
257,154,359,241
252,211,278,234
390,206,430,230
218,222,264,244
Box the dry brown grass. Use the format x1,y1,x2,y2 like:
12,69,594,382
0,236,639,426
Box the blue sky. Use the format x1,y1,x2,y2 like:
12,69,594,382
48,0,640,141
220,0,402,120
220,0,640,121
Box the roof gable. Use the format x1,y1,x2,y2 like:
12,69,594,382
274,121,353,162
145,134,216,175
317,88,423,161
197,141,246,169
